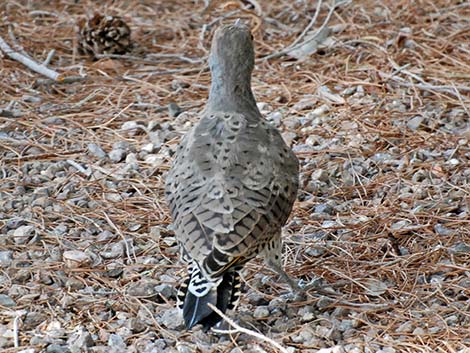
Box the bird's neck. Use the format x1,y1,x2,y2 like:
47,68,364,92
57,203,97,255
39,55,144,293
206,70,260,117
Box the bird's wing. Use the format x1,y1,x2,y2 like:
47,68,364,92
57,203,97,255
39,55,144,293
165,111,298,277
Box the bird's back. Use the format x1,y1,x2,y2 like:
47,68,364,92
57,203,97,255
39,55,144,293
165,110,298,276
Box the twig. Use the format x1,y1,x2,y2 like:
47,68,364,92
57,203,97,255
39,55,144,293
8,25,32,59
208,303,289,353
379,70,470,99
29,10,59,17
122,66,207,79
102,211,136,264
262,0,349,60
450,82,470,119
94,53,204,64
43,49,56,66
13,312,22,348
0,35,62,81
34,75,86,86
288,0,323,49
66,159,92,177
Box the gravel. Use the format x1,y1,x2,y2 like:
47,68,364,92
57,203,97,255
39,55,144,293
0,1,469,352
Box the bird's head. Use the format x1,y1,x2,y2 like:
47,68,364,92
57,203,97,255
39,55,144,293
209,21,255,76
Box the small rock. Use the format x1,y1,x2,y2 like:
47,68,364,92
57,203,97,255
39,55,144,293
177,344,194,353
13,225,35,244
97,230,116,242
448,243,470,254
317,345,344,353
377,348,396,353
6,218,26,229
101,242,124,259
253,306,270,319
121,121,144,135
395,321,413,333
104,193,122,202
67,327,94,353
63,250,91,268
107,334,126,351
53,224,68,236
171,80,190,90
23,312,47,330
267,111,283,127
305,247,325,257
44,320,65,339
109,149,126,162
445,315,458,326
141,143,156,153
155,284,174,300
17,349,35,353
311,169,329,182
0,251,13,267
168,102,182,117
284,117,300,130
311,104,330,116
144,155,164,167
412,327,425,335
159,308,184,329
407,116,424,130
0,294,16,307
317,296,335,309
65,277,85,290
292,328,314,343
314,203,333,214
390,220,412,230
281,131,297,146
128,318,146,333
128,281,159,298
46,344,69,353
87,143,106,159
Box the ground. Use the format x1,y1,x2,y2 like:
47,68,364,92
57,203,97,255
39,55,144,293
0,1,469,352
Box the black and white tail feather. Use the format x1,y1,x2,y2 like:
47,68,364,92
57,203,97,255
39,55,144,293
177,262,242,329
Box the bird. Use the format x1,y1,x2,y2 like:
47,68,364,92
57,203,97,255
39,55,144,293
164,21,299,330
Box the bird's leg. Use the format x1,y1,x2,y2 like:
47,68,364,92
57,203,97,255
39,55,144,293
267,260,303,293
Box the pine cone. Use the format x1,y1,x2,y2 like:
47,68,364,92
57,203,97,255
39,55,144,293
77,13,131,57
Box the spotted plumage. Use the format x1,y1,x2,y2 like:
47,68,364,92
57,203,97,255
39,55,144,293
165,22,299,329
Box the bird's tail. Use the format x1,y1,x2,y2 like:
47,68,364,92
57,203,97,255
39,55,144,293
177,264,241,329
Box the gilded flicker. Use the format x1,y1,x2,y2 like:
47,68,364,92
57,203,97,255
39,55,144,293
165,22,299,329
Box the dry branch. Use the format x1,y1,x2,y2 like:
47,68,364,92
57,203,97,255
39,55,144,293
262,0,350,60
0,35,62,81
208,303,290,353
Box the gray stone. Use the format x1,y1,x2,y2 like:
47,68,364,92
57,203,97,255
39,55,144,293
434,223,453,236
87,143,107,159
67,327,94,353
448,243,470,254
13,225,35,244
6,218,26,229
154,284,174,300
407,116,424,130
159,308,184,329
109,149,126,162
168,102,182,117
0,251,13,267
253,306,270,319
63,250,91,268
311,169,329,182
0,294,16,307
314,203,333,214
47,344,70,353
107,334,126,351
